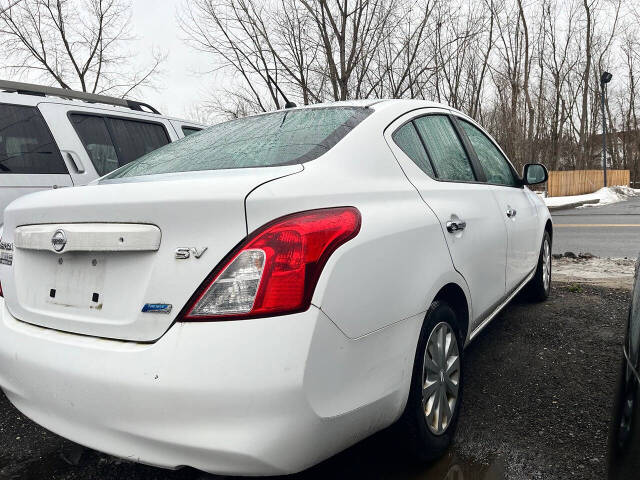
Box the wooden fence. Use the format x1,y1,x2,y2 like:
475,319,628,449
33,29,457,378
547,169,630,197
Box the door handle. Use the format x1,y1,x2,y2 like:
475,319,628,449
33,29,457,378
66,152,85,174
506,207,517,218
446,219,466,233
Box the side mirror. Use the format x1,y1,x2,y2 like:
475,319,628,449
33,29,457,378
522,163,548,185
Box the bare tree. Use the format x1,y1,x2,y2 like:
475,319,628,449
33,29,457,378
179,0,439,111
0,0,165,97
180,0,640,183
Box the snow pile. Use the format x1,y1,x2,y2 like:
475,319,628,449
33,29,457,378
579,185,638,208
544,186,637,209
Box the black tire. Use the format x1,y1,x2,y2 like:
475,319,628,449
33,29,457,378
526,231,552,302
607,353,634,480
397,300,464,462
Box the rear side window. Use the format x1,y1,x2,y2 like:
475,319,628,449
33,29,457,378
459,120,516,186
182,126,202,136
413,115,475,182
70,115,118,176
392,123,435,177
70,114,170,176
0,103,67,174
105,107,372,179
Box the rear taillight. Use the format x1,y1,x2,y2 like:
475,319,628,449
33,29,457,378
179,207,361,321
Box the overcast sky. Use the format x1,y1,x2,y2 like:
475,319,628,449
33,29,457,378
129,0,214,120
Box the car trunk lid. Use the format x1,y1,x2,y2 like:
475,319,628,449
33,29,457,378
0,166,302,341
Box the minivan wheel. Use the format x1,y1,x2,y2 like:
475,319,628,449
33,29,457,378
527,231,552,302
398,300,463,462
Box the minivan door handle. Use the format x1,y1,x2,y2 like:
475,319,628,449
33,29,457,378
65,152,85,174
446,219,466,233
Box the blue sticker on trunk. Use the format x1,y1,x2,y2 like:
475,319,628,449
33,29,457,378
142,303,172,314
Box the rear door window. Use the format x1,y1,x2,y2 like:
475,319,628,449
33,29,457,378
105,107,372,179
413,115,475,182
69,115,119,176
392,122,435,177
0,103,67,174
70,114,170,176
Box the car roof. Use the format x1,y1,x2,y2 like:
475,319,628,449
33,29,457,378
271,98,462,115
0,90,206,126
296,99,388,108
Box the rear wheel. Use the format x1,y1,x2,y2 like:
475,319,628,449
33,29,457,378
398,301,463,462
527,231,552,301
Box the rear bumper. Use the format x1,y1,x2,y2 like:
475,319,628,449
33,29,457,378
0,299,415,475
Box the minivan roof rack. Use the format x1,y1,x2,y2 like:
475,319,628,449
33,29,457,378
0,80,161,114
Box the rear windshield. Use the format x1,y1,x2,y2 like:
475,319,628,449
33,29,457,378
104,107,371,179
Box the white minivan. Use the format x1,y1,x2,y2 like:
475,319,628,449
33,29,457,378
0,80,206,224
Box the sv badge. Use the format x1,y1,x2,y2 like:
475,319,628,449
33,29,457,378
175,247,208,260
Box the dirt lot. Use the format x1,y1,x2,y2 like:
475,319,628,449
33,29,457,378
0,275,631,480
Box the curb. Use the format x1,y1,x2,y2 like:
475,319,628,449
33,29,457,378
547,199,600,211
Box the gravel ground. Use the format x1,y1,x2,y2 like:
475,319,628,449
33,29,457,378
0,281,630,480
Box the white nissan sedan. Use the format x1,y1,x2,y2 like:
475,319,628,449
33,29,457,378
0,99,552,476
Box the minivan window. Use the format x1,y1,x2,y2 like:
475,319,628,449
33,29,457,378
460,120,516,186
105,107,372,179
0,103,67,174
70,115,118,175
70,114,170,176
182,126,202,136
392,122,435,177
413,115,475,182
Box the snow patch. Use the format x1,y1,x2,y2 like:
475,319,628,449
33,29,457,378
544,186,637,209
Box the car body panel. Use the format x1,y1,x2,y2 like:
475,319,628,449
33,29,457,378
244,110,469,339
383,107,508,329
0,174,74,222
489,185,540,291
1,165,302,341
0,298,422,475
448,111,542,291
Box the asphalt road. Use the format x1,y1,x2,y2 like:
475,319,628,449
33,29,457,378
551,196,640,258
0,282,629,480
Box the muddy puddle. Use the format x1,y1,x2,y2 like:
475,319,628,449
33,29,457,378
277,435,507,480
411,452,506,480
306,450,506,480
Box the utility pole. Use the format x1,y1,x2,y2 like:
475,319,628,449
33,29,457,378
600,71,612,188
